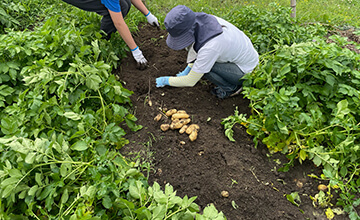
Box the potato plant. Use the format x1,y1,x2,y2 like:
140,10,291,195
0,3,226,219
223,37,360,219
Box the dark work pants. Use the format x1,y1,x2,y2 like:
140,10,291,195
62,0,132,36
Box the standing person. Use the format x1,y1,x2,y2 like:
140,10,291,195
62,0,160,70
156,5,259,98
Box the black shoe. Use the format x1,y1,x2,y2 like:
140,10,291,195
211,86,242,99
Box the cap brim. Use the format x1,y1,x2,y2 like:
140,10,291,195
166,31,195,51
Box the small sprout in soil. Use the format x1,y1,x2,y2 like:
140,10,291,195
318,184,328,191
221,191,229,198
207,117,211,122
198,151,204,156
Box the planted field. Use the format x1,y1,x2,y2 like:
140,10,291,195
0,0,360,219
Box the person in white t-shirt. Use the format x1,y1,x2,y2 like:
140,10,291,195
62,0,159,70
156,5,259,99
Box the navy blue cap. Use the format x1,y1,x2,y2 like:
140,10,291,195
164,5,196,50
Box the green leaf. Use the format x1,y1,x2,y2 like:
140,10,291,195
1,185,14,198
152,205,166,219
102,195,112,209
286,192,301,207
61,188,69,204
86,74,102,90
35,173,43,186
64,112,82,121
28,185,39,196
25,152,36,164
0,177,19,188
71,140,88,151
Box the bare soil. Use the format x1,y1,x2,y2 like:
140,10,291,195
116,24,353,220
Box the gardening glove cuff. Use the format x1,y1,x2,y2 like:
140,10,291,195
176,65,192,77
131,46,148,70
156,77,170,87
146,12,160,27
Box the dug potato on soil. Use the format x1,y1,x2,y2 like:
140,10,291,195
160,124,170,132
189,130,198,141
170,118,191,130
186,124,200,134
165,109,177,117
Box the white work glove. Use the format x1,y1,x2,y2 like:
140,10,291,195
146,12,159,27
131,46,148,70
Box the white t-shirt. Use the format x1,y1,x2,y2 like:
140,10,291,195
191,16,259,74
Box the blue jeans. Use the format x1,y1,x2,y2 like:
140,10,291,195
203,62,245,92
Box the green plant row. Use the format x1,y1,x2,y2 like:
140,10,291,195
0,4,226,220
223,28,360,220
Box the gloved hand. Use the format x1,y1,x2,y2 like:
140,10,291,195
131,46,148,70
156,77,170,87
146,12,160,27
176,65,192,77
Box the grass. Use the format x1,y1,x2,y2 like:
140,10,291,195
145,0,360,28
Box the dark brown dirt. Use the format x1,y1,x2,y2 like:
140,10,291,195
117,24,349,220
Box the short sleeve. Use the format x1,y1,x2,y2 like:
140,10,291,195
101,0,121,13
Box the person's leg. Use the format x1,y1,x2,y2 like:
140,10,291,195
204,62,245,89
62,0,132,37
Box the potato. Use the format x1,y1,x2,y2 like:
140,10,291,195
186,124,200,134
317,184,328,191
165,109,177,117
177,110,187,114
160,124,170,132
189,130,198,141
170,118,191,130
221,191,229,198
154,114,162,122
179,125,188,134
171,113,190,120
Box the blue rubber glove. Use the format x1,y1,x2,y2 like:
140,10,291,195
156,77,170,87
176,65,192,77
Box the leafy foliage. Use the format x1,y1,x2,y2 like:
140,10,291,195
0,2,227,219
223,37,360,218
224,3,327,54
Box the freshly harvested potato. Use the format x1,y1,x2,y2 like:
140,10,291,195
154,114,162,122
170,118,191,130
160,124,170,132
165,109,177,117
317,184,328,191
221,191,229,198
186,124,200,134
189,130,198,141
177,110,187,114
179,125,188,134
171,113,190,120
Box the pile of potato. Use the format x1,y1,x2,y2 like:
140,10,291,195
154,109,200,141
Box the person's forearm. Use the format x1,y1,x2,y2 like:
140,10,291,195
169,71,203,87
109,10,137,50
131,0,149,15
